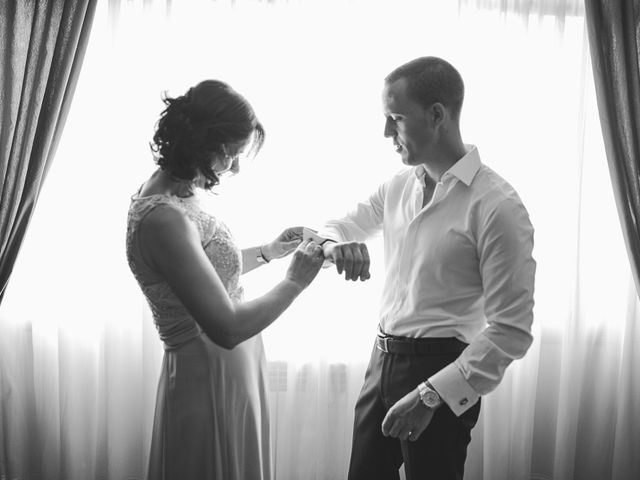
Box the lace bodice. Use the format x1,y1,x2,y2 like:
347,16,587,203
126,193,244,349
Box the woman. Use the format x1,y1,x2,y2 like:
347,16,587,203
126,80,324,480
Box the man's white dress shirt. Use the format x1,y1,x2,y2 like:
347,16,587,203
319,145,536,416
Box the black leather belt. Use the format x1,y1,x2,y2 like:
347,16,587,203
376,332,467,356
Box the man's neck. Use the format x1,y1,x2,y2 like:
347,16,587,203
423,141,467,182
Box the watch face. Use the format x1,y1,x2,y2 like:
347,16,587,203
421,390,441,408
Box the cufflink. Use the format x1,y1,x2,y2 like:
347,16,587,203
459,398,468,406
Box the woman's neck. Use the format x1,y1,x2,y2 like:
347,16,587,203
141,169,196,198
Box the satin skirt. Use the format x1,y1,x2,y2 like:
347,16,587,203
147,333,271,480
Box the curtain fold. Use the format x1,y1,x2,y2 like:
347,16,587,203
0,1,97,478
461,0,584,14
0,0,98,302
585,0,640,298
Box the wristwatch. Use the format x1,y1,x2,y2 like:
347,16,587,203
256,245,270,264
418,381,443,409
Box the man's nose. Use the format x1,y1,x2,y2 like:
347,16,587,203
383,118,395,138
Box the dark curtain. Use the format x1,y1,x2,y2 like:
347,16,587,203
0,0,97,303
585,0,640,298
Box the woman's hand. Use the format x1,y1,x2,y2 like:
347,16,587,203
285,239,325,290
261,226,303,262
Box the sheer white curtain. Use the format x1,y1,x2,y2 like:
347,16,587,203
0,1,638,479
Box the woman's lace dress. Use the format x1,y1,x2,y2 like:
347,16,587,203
126,192,271,480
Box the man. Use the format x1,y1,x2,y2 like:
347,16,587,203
318,57,536,479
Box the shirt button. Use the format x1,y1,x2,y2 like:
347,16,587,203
459,398,468,406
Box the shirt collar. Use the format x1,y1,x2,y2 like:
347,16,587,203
414,144,481,187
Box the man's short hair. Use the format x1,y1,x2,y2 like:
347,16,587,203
385,57,464,120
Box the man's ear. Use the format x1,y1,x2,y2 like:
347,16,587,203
430,103,446,127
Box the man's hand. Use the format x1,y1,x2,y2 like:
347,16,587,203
323,241,370,281
381,388,435,442
262,227,303,261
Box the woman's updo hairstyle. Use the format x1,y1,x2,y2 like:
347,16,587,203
151,80,265,189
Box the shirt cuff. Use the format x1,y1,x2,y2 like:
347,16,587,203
428,362,480,417
316,227,343,244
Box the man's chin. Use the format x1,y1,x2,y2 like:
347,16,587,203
401,155,419,166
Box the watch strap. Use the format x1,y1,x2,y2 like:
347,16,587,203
256,245,270,264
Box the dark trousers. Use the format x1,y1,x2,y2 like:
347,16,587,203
347,340,481,480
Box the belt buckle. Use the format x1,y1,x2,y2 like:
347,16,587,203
377,335,389,353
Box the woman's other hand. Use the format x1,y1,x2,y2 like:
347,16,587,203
285,239,325,290
261,226,303,261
